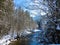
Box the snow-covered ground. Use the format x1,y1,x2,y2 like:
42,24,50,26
0,35,11,45
0,31,31,45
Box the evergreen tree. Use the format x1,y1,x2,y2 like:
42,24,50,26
0,0,14,38
14,7,37,36
44,0,60,43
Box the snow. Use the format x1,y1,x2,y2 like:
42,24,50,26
40,11,46,15
30,14,36,17
0,35,11,45
33,29,41,32
30,29,42,33
14,0,48,18
22,30,32,35
56,25,60,30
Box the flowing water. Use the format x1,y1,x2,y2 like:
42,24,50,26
0,29,45,45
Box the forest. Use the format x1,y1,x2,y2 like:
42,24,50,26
0,0,60,45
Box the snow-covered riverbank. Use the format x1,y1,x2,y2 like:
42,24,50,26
0,35,11,45
0,29,41,45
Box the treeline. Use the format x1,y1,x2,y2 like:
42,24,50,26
37,0,60,43
0,0,37,38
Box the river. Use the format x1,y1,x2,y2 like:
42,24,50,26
0,29,47,45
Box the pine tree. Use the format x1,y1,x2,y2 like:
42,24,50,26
14,7,37,36
0,0,14,38
44,0,60,43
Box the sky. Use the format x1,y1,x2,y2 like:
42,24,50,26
14,0,48,20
